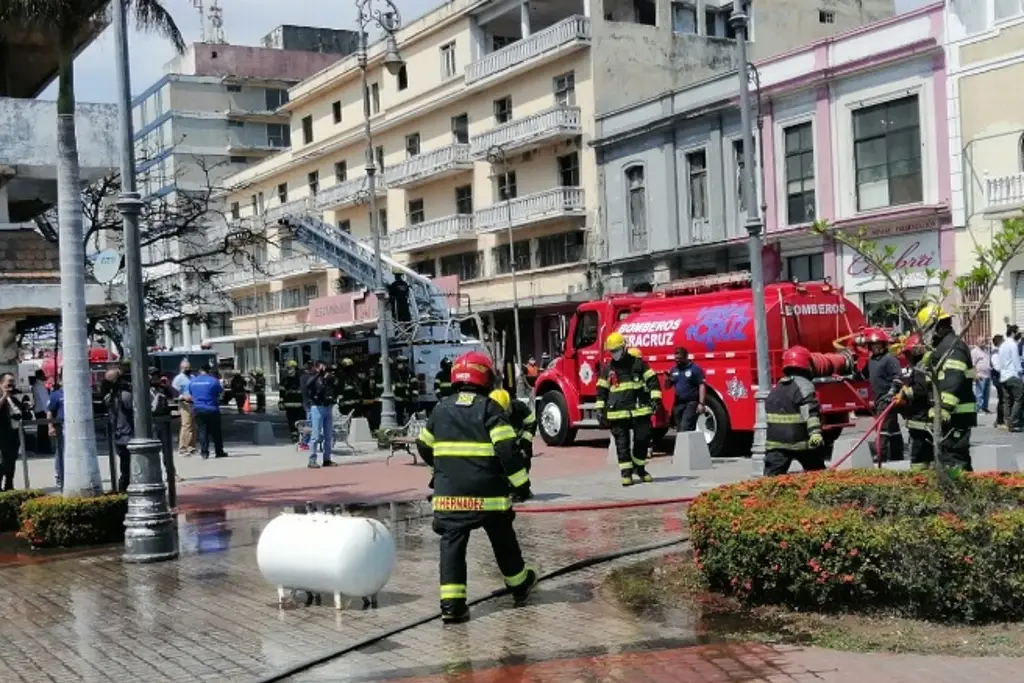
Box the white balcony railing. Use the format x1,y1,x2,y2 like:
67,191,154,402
387,214,475,252
386,145,473,187
315,174,388,210
985,172,1024,213
219,254,328,288
466,16,591,85
263,197,314,223
470,106,581,158
475,187,585,232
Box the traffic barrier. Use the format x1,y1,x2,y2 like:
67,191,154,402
972,444,1019,473
671,431,712,471
235,420,274,445
349,417,373,443
257,509,396,610
830,436,874,470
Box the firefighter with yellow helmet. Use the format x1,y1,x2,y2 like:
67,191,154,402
595,332,662,486
917,304,976,470
489,388,537,501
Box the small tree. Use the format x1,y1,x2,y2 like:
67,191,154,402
814,216,1024,488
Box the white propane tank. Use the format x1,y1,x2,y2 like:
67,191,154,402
257,513,396,599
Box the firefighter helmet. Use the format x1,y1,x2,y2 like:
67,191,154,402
450,351,495,389
341,357,354,367
782,346,813,372
862,327,892,344
440,356,452,370
286,360,298,368
628,347,642,358
605,331,626,351
916,304,952,329
488,388,511,411
901,333,925,355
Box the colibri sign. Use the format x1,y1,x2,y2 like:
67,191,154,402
839,228,939,294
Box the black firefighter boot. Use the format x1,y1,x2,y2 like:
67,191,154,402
511,568,538,607
441,598,470,624
635,467,654,484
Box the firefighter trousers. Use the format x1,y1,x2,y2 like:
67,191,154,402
764,448,827,477
874,409,904,462
433,511,530,604
907,428,934,469
610,416,651,478
284,407,305,440
938,426,972,471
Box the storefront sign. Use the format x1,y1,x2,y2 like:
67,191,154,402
840,230,939,294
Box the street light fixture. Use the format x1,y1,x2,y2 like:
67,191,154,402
486,145,524,397
112,0,177,562
356,0,404,430
731,1,770,477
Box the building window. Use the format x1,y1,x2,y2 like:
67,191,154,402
853,95,922,212
228,119,244,129
332,100,342,124
671,2,698,33
265,88,288,110
625,165,648,253
538,231,585,268
786,253,824,282
553,72,576,106
733,139,747,212
1018,132,1024,171
277,183,288,204
266,123,290,147
375,145,385,172
396,65,408,91
493,241,531,274
451,113,469,144
784,122,815,225
379,208,388,234
440,42,457,79
558,152,580,186
412,259,436,277
370,83,380,114
493,35,516,50
497,171,517,200
408,198,425,225
405,133,421,158
250,194,258,216
338,219,351,233
308,171,319,196
705,6,739,39
455,185,473,214
301,115,313,145
687,150,708,220
440,251,481,281
225,84,242,93
494,96,512,124
230,202,240,220
995,0,1024,21
280,236,294,258
334,160,347,183
819,9,835,24
229,156,248,164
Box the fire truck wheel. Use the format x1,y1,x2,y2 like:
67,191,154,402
700,393,731,459
538,390,577,447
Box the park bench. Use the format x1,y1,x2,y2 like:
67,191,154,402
385,415,427,465
295,410,355,454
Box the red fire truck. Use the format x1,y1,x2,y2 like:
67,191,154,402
532,273,877,458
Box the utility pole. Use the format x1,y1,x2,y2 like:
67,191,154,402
732,1,770,477
486,145,524,397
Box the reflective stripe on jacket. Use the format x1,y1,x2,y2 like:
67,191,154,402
765,375,821,451
928,332,977,427
594,356,663,421
434,369,453,398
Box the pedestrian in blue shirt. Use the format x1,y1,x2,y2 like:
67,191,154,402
189,366,228,459
46,373,64,490
667,347,706,432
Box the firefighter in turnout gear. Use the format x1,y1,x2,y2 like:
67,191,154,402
595,332,662,486
361,365,383,431
489,388,538,502
251,368,267,413
764,346,828,477
416,351,537,624
918,305,976,470
890,334,934,469
392,356,418,422
279,360,306,442
434,357,454,399
864,328,904,462
337,358,362,417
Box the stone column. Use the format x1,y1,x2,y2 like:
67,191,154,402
162,320,172,349
180,317,192,349
520,2,531,38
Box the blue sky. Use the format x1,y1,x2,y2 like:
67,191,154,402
51,0,935,103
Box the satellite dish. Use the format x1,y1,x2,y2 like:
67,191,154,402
92,249,121,284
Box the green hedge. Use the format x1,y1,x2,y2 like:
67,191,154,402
688,470,1024,623
18,494,128,549
0,490,45,532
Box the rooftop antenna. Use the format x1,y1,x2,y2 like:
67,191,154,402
208,0,227,44
192,0,206,43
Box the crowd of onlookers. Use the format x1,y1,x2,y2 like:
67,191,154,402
973,325,1024,430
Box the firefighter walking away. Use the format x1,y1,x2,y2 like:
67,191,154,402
764,346,828,476
595,333,662,486
864,328,904,462
918,305,976,471
416,351,537,624
890,333,934,470
489,388,537,502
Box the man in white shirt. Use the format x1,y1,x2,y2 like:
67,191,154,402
172,360,197,456
991,334,1005,427
998,327,1023,430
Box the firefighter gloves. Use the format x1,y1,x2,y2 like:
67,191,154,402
808,433,824,449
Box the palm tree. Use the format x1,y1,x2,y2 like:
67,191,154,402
0,1,184,497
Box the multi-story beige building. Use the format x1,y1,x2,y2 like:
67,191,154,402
945,0,1024,336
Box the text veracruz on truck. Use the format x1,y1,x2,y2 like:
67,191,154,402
619,318,683,349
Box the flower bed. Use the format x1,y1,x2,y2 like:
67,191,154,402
688,470,1024,623
18,494,128,549
0,490,44,532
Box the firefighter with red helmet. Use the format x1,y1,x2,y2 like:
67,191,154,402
889,333,933,469
864,327,904,462
764,346,827,476
416,351,537,624
595,332,663,486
